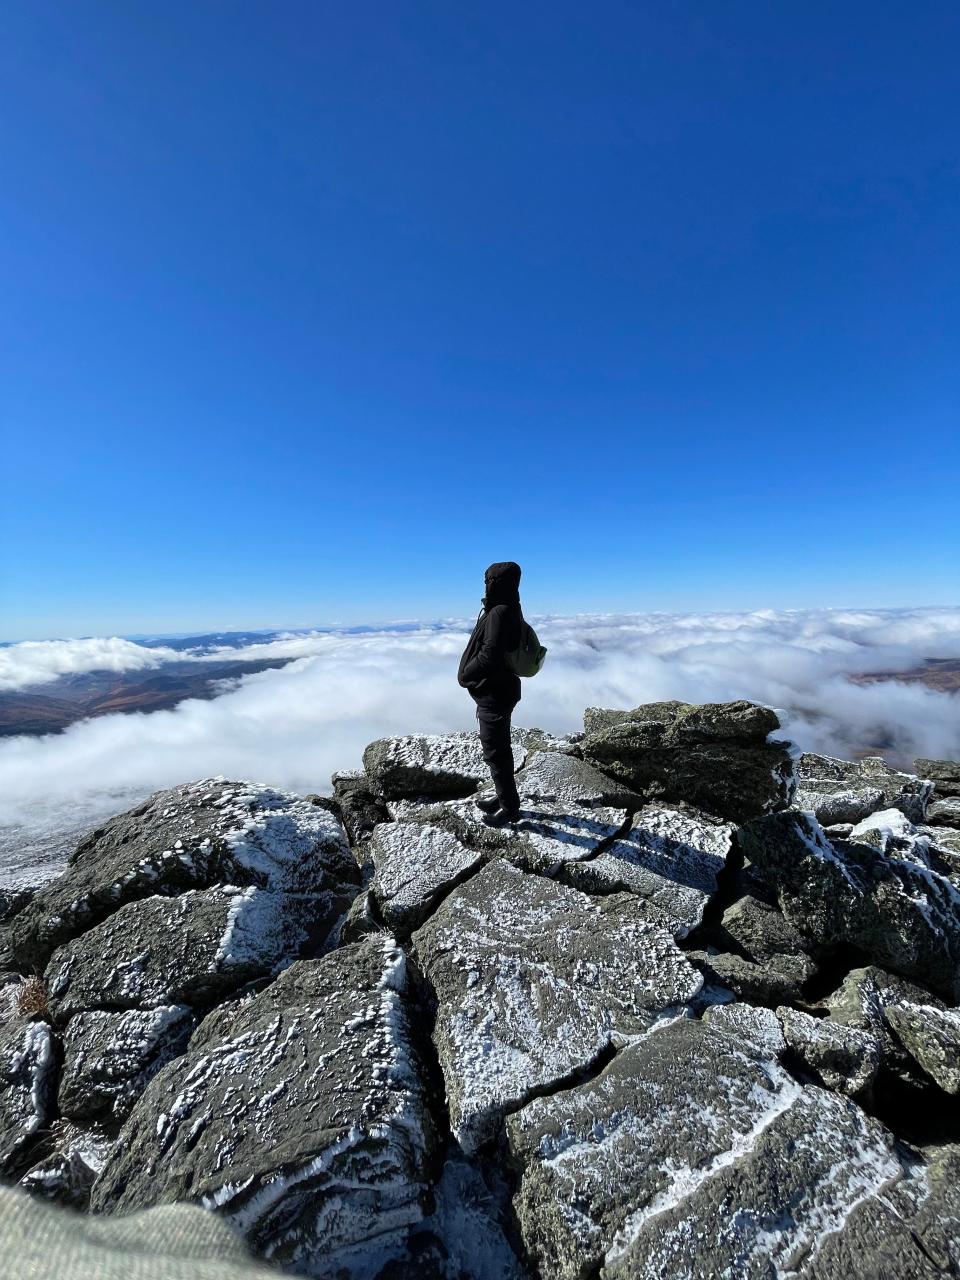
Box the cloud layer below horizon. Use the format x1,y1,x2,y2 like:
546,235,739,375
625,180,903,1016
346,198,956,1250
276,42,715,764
1,607,959,873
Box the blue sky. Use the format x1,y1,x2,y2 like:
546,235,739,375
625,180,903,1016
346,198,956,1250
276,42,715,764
2,2,958,640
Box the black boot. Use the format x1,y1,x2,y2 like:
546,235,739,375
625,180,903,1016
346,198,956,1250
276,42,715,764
474,792,501,814
481,805,522,827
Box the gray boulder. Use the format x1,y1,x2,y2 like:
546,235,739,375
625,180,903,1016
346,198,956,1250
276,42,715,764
514,750,643,809
10,780,358,972
914,757,960,798
330,770,392,845
928,796,960,828
776,1006,881,1099
739,811,960,1001
826,964,943,1040
507,1014,905,1280
91,936,437,1277
686,948,812,1006
797,753,933,823
793,786,885,827
0,1019,57,1178
17,1121,113,1209
58,1006,195,1124
721,894,816,972
884,1002,960,1094
562,802,733,938
411,859,702,1152
362,731,527,799
580,700,796,823
45,885,337,1020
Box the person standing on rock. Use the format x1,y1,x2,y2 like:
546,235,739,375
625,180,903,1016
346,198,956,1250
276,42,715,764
457,561,524,827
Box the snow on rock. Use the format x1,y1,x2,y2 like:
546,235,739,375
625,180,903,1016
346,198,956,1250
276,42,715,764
10,779,358,971
793,787,886,827
600,1089,904,1280
797,753,933,824
411,859,702,1152
826,965,944,1043
46,886,336,1020
803,1143,960,1279
562,802,734,938
776,1006,882,1099
58,1005,195,1125
740,810,960,1002
91,935,437,1278
0,1019,56,1178
369,821,486,933
17,1119,114,1208
507,1015,906,1280
414,1147,529,1280
362,731,528,800
513,750,644,809
701,1001,786,1058
928,796,960,828
386,795,629,877
884,1002,960,1094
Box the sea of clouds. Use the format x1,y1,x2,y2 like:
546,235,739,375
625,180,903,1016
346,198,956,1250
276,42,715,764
1,606,958,885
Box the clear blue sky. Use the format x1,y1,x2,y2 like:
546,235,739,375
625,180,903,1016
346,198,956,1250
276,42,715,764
2,2,958,640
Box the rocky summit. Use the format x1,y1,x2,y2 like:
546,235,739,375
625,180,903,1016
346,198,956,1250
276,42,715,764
1,701,959,1279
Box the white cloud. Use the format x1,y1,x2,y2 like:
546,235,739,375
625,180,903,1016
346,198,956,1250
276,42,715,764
0,636,183,691
1,607,958,883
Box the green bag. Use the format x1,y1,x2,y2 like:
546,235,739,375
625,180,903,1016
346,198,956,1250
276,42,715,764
506,620,547,677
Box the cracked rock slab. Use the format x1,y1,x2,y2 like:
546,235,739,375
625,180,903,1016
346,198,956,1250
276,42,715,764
387,796,629,876
370,821,486,933
740,810,960,1002
563,803,733,938
91,936,437,1278
802,1142,960,1279
46,886,339,1020
58,1005,195,1125
10,780,357,972
411,859,702,1153
507,1014,904,1280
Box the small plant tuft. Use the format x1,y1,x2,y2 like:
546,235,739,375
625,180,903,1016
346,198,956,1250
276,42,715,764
16,974,50,1021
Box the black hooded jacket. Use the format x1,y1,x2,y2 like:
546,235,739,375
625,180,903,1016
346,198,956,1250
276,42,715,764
457,561,523,707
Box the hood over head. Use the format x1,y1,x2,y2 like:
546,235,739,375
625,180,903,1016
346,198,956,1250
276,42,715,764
483,561,522,608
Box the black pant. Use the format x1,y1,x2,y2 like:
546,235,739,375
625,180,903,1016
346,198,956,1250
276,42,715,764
475,702,520,811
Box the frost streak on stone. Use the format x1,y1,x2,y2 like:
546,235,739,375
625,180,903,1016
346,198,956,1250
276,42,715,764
0,1020,56,1175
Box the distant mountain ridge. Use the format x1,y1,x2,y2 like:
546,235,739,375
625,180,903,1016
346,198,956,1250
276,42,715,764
0,658,295,737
